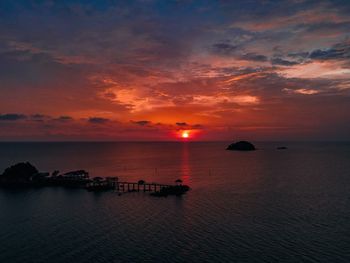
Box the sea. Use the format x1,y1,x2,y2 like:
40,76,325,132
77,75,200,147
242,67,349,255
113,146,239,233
0,141,350,263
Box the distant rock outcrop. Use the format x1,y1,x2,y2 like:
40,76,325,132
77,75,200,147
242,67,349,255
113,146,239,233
226,141,256,151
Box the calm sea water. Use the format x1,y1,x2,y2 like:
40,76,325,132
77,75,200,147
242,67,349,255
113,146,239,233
0,142,350,262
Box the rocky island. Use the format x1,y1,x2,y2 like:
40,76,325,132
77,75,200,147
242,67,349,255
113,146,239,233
226,141,256,151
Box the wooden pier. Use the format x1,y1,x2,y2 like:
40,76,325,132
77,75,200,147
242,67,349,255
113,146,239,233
116,182,172,193
86,178,189,196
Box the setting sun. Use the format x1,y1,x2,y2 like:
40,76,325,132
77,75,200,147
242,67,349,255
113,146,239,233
182,131,189,139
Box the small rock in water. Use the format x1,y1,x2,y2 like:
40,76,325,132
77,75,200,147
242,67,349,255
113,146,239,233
277,146,288,150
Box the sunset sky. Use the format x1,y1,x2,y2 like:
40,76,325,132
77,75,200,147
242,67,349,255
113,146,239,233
0,0,350,141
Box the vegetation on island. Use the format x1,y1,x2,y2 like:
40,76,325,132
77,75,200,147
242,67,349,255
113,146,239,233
0,162,41,186
0,162,89,188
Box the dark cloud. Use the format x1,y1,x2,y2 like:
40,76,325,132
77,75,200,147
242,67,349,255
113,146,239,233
287,40,350,62
30,114,47,120
176,122,188,126
288,52,309,58
54,116,73,122
309,41,350,60
211,43,237,56
241,53,268,62
0,113,26,121
211,44,268,62
271,58,299,66
175,122,204,129
210,44,268,62
88,117,109,124
133,120,151,126
0,113,75,123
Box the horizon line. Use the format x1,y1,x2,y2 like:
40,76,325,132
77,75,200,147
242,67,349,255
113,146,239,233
0,140,350,143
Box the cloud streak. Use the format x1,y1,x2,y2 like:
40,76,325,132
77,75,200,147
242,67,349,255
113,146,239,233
0,113,26,121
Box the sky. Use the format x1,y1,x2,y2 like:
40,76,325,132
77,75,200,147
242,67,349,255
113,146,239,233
0,0,349,141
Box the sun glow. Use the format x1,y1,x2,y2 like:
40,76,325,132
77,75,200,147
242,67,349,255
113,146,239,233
181,131,190,139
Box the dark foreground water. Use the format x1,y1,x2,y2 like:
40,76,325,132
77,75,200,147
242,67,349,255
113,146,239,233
1,142,350,262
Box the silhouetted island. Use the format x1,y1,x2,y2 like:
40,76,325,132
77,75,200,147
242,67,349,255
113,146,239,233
0,162,89,188
226,141,256,151
0,162,41,186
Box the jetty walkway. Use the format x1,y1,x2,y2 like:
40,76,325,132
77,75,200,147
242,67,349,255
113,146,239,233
116,181,172,192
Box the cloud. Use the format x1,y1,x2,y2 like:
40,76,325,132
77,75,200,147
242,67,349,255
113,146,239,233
286,40,350,62
28,114,74,122
271,58,299,66
211,43,237,56
309,41,350,60
30,114,48,121
88,117,110,124
288,52,309,59
210,45,268,62
283,88,320,95
54,116,73,122
132,120,151,126
0,113,26,121
174,122,204,130
176,122,188,126
241,53,268,62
